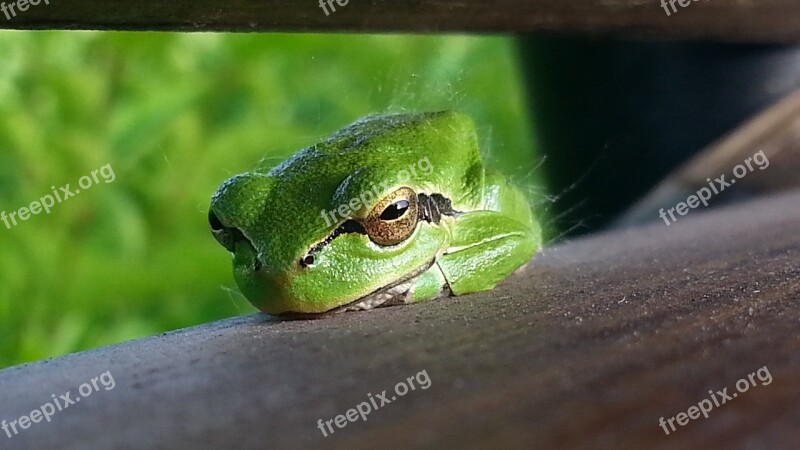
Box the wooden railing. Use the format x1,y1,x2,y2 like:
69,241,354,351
2,190,799,448
0,0,798,41
2,2,800,449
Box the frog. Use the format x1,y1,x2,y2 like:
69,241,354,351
209,111,541,316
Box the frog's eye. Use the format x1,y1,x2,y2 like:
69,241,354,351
363,187,419,246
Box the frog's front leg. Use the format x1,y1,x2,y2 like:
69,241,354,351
406,262,450,303
434,211,541,296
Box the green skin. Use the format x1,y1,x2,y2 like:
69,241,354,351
209,111,541,316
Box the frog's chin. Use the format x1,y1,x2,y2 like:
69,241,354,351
274,259,436,319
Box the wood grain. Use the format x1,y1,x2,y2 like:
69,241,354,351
1,189,799,449
1,0,800,42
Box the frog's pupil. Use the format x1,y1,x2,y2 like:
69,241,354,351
301,255,315,267
380,200,409,221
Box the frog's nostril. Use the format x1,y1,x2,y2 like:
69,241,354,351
209,209,249,253
209,210,225,233
208,211,225,232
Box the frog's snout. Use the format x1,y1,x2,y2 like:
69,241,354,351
208,209,251,254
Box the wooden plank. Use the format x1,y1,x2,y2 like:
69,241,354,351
1,189,799,449
0,0,799,42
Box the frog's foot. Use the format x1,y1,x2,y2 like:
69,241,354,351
511,263,529,276
405,262,452,304
437,211,540,295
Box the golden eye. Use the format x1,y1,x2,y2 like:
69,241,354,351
363,187,419,246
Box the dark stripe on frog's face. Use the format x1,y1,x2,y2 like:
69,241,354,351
300,220,367,267
417,193,460,223
299,192,460,268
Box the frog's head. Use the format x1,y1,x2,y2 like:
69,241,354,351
209,111,479,315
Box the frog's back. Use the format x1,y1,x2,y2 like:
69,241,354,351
265,111,488,211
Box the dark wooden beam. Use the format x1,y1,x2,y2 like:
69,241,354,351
1,0,800,42
2,190,800,449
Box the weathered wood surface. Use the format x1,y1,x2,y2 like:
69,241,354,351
2,190,800,449
1,0,800,42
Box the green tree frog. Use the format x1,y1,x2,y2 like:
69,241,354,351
209,111,541,316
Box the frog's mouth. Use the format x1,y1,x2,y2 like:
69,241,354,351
277,258,437,319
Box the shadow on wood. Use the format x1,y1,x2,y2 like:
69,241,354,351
1,190,799,449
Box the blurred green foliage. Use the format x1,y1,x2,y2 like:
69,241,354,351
0,31,539,368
